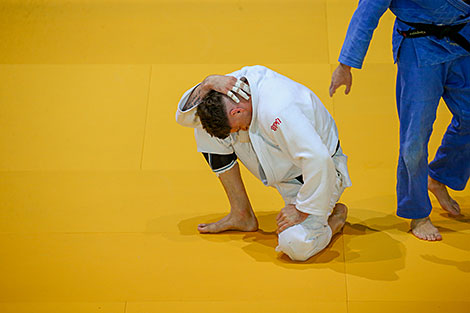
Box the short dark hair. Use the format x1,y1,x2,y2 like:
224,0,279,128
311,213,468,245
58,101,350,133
196,90,231,139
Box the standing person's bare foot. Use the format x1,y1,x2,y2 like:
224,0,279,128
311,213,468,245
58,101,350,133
428,177,461,216
198,211,258,233
328,203,348,235
410,217,442,241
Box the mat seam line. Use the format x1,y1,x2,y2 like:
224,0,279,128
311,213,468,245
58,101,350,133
140,65,153,170
342,233,350,313
324,0,337,119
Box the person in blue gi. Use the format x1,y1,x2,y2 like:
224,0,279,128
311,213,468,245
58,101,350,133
329,0,470,241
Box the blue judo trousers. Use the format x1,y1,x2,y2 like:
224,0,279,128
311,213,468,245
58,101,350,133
339,0,470,219
396,39,470,218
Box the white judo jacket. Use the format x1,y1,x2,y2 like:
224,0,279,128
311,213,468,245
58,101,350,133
176,65,351,217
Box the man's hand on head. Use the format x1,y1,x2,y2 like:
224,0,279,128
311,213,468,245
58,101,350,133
276,204,309,234
203,75,251,104
183,75,251,112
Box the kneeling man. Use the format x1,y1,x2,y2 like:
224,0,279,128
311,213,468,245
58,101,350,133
176,66,352,261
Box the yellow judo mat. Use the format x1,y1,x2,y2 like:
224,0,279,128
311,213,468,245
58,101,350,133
0,0,469,312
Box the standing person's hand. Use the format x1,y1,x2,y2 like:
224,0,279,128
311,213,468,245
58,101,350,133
329,63,352,97
203,75,251,103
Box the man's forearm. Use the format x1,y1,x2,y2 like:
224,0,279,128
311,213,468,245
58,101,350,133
181,74,250,111
182,78,212,111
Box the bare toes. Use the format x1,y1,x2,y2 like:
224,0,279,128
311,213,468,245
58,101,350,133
412,230,424,240
198,223,223,233
197,225,209,233
411,218,442,242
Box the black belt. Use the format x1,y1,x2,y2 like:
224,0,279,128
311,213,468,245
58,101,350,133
397,18,470,52
295,140,340,185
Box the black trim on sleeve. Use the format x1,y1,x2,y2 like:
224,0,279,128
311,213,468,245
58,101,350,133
202,152,238,172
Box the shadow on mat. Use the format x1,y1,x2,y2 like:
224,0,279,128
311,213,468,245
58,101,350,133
431,195,470,251
421,254,470,273
174,209,407,280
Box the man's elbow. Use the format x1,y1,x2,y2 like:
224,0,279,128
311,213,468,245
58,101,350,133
175,110,198,128
175,111,184,125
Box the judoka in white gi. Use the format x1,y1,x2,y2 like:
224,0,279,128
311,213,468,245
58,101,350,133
176,66,352,261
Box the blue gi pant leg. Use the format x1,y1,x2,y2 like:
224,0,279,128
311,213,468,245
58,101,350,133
395,39,444,219
429,55,470,191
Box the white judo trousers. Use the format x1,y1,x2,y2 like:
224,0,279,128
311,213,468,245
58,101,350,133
176,65,352,261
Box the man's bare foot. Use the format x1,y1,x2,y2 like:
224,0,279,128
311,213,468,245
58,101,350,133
428,177,461,216
198,211,258,233
410,217,442,241
328,203,348,235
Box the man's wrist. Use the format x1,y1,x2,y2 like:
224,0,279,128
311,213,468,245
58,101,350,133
339,63,352,71
293,205,309,216
201,76,214,92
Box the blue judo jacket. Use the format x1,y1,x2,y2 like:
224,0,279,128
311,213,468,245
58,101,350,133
339,0,470,68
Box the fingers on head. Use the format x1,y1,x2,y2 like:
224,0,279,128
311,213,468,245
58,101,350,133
226,91,240,103
235,79,251,94
237,88,250,100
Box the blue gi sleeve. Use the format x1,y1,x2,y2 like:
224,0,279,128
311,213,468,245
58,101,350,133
338,0,393,69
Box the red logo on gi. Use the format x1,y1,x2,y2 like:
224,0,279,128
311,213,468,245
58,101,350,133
271,118,282,131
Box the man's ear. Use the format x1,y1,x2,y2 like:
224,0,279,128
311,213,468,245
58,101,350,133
229,107,244,116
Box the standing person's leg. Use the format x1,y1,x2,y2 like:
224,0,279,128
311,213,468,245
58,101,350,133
395,39,445,241
428,55,470,214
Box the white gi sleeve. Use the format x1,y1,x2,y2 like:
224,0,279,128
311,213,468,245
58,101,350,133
272,106,337,217
175,84,202,128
